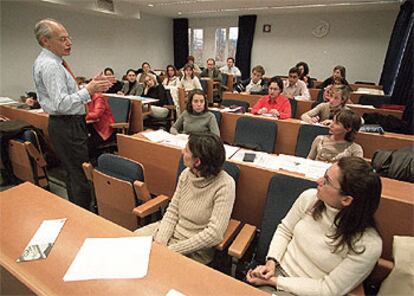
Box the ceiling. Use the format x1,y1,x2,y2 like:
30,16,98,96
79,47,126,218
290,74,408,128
132,0,402,17
37,0,402,19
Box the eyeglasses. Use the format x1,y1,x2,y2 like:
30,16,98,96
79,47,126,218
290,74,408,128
53,36,72,43
322,171,341,190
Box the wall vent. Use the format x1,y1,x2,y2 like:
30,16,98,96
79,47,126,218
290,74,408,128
96,0,114,12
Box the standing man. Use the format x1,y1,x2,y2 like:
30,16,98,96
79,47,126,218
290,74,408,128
33,18,112,209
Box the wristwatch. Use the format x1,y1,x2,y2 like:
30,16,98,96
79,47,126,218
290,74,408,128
266,257,279,266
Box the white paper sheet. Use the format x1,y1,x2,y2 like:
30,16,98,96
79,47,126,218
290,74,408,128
166,289,186,296
142,129,174,143
224,144,240,160
162,134,189,149
17,218,67,262
103,93,158,103
63,236,152,281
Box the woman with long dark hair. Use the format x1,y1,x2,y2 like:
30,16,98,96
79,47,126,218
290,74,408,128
247,157,382,295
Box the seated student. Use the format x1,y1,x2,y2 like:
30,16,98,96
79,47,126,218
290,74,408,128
307,109,363,162
163,65,181,115
86,93,115,162
200,58,223,82
142,74,169,119
319,65,349,89
295,61,313,88
251,76,291,119
301,85,351,125
135,132,236,265
282,67,311,101
234,65,267,95
104,67,123,94
137,62,159,84
170,90,220,136
118,69,143,96
24,91,41,109
180,55,202,75
246,156,382,296
220,57,242,78
179,64,202,94
162,65,180,87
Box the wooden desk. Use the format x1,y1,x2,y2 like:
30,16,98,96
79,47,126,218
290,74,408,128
219,112,414,159
117,136,414,261
0,183,266,296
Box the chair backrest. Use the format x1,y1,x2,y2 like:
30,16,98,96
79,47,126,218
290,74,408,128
8,129,48,188
92,154,145,230
222,73,229,86
255,174,317,263
295,124,330,158
108,97,131,123
288,98,297,118
359,95,392,108
234,117,277,153
210,109,222,127
165,89,174,105
200,79,208,93
221,99,250,111
176,155,240,185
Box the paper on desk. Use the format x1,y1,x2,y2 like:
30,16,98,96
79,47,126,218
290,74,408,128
63,236,152,281
17,218,67,263
347,103,376,109
0,97,17,105
29,108,44,113
166,289,186,296
224,144,240,159
162,133,189,149
143,129,174,142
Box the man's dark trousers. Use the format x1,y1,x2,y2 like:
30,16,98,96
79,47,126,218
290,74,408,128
49,115,91,209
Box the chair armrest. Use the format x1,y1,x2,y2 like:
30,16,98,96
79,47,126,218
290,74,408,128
228,223,257,259
215,219,242,251
24,142,47,167
348,284,364,296
111,122,129,129
133,180,151,202
82,162,93,181
366,258,394,288
132,194,170,218
163,104,176,110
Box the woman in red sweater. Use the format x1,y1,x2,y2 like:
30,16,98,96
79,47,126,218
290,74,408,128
251,76,292,119
86,93,115,161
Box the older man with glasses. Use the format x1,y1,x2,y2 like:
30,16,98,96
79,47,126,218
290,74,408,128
32,18,113,210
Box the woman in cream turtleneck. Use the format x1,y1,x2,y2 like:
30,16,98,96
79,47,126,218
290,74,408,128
247,157,382,295
136,132,235,265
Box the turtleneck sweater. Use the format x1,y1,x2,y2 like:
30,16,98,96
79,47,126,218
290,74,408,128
267,188,382,296
154,168,235,264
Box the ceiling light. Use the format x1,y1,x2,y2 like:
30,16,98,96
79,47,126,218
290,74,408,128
147,3,154,7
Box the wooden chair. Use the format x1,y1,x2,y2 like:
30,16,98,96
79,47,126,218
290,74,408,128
107,96,131,134
82,154,160,231
8,129,49,189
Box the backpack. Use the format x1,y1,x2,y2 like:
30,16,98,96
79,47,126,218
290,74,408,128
372,146,414,183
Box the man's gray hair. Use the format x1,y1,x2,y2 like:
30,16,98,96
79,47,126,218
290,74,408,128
34,18,59,46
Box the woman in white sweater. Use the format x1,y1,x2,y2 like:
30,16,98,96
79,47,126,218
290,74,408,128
308,109,363,162
247,157,382,296
136,132,235,265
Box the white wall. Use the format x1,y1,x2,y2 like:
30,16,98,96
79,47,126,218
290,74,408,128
0,0,173,99
190,7,398,84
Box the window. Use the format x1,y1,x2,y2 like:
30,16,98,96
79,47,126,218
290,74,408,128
188,28,204,66
189,26,238,67
215,27,238,66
